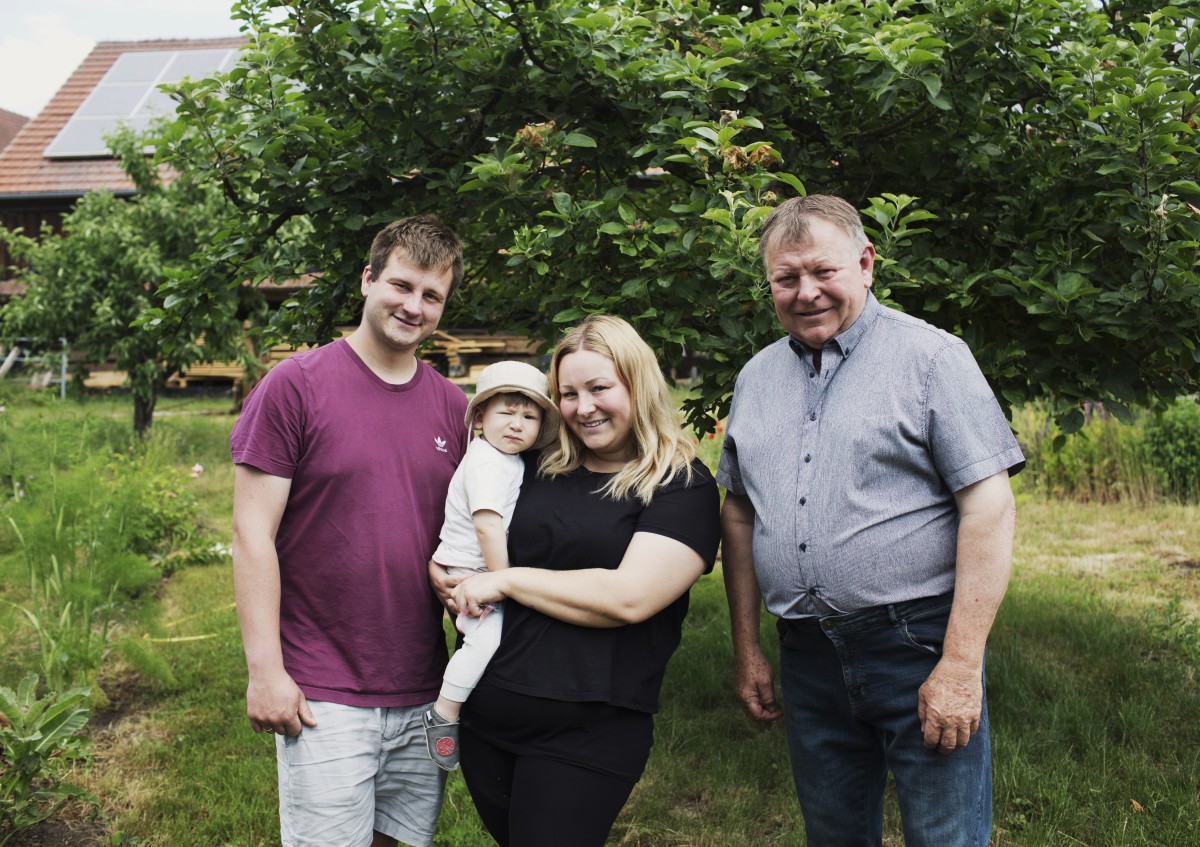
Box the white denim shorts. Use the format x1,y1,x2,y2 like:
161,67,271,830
276,700,445,847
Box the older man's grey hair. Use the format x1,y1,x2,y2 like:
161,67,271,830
758,195,870,267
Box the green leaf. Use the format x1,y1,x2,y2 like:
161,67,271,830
771,173,806,195
552,307,586,322
1059,408,1086,435
1106,400,1134,425
701,208,733,228
563,132,597,148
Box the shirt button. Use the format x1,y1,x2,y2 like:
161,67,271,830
804,454,811,463
809,372,815,378
799,543,807,552
809,412,817,421
800,497,807,505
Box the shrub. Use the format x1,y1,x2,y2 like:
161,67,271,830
1142,398,1200,503
1144,596,1200,671
107,453,223,575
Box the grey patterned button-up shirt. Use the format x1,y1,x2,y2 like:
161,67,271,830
717,293,1025,619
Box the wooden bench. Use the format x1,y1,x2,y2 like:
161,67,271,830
165,363,248,388
82,369,128,389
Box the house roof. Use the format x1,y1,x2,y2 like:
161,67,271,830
0,37,246,199
0,108,28,153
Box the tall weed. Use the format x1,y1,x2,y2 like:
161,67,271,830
3,448,130,701
0,395,231,840
1013,402,1159,504
1,400,224,697
5,544,115,701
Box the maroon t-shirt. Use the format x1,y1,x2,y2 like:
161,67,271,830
230,340,468,707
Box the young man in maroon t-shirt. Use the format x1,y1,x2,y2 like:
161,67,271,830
230,216,468,847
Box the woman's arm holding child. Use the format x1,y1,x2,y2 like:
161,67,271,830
453,532,705,628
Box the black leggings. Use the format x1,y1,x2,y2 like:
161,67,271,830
460,726,638,847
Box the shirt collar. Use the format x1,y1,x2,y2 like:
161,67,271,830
788,291,880,362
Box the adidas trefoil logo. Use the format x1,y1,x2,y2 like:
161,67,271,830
434,436,448,453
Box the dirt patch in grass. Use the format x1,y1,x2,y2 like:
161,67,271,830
9,817,107,847
89,666,159,731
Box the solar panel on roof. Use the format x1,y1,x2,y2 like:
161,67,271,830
44,48,238,159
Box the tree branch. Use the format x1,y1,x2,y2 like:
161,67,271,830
852,101,931,140
469,0,559,75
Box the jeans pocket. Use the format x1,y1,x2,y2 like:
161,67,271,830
898,618,944,656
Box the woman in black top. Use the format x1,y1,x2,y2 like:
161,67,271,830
432,315,720,847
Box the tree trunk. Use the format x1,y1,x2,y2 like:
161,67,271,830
133,392,156,438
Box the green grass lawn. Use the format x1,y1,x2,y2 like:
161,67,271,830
2,394,1198,846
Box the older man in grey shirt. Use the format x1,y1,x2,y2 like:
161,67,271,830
718,194,1024,847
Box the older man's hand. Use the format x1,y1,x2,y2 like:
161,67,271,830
917,658,982,754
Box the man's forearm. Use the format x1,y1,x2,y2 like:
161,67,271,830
232,538,287,675
721,494,765,657
231,464,292,676
944,473,1017,668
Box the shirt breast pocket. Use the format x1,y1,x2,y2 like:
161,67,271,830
846,415,918,491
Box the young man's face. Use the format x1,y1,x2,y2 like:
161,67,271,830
359,249,453,354
476,399,543,455
765,217,875,349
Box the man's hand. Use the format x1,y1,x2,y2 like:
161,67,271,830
734,649,783,723
428,559,471,613
246,667,317,737
917,658,982,754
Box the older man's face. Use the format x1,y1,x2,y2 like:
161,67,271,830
765,218,875,349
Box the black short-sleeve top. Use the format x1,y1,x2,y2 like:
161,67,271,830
481,455,721,714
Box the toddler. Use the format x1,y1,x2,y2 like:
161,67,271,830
422,360,558,771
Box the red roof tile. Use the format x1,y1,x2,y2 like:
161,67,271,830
0,37,246,198
0,108,29,153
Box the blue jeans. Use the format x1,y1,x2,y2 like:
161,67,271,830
777,594,991,847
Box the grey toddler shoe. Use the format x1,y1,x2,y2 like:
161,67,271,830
422,708,460,772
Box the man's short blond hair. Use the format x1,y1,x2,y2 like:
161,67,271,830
369,215,464,294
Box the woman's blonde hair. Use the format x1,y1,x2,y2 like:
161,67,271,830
539,315,696,504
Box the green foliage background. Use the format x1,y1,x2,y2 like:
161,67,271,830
139,0,1199,433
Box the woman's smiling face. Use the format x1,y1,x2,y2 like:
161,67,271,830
556,349,634,471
